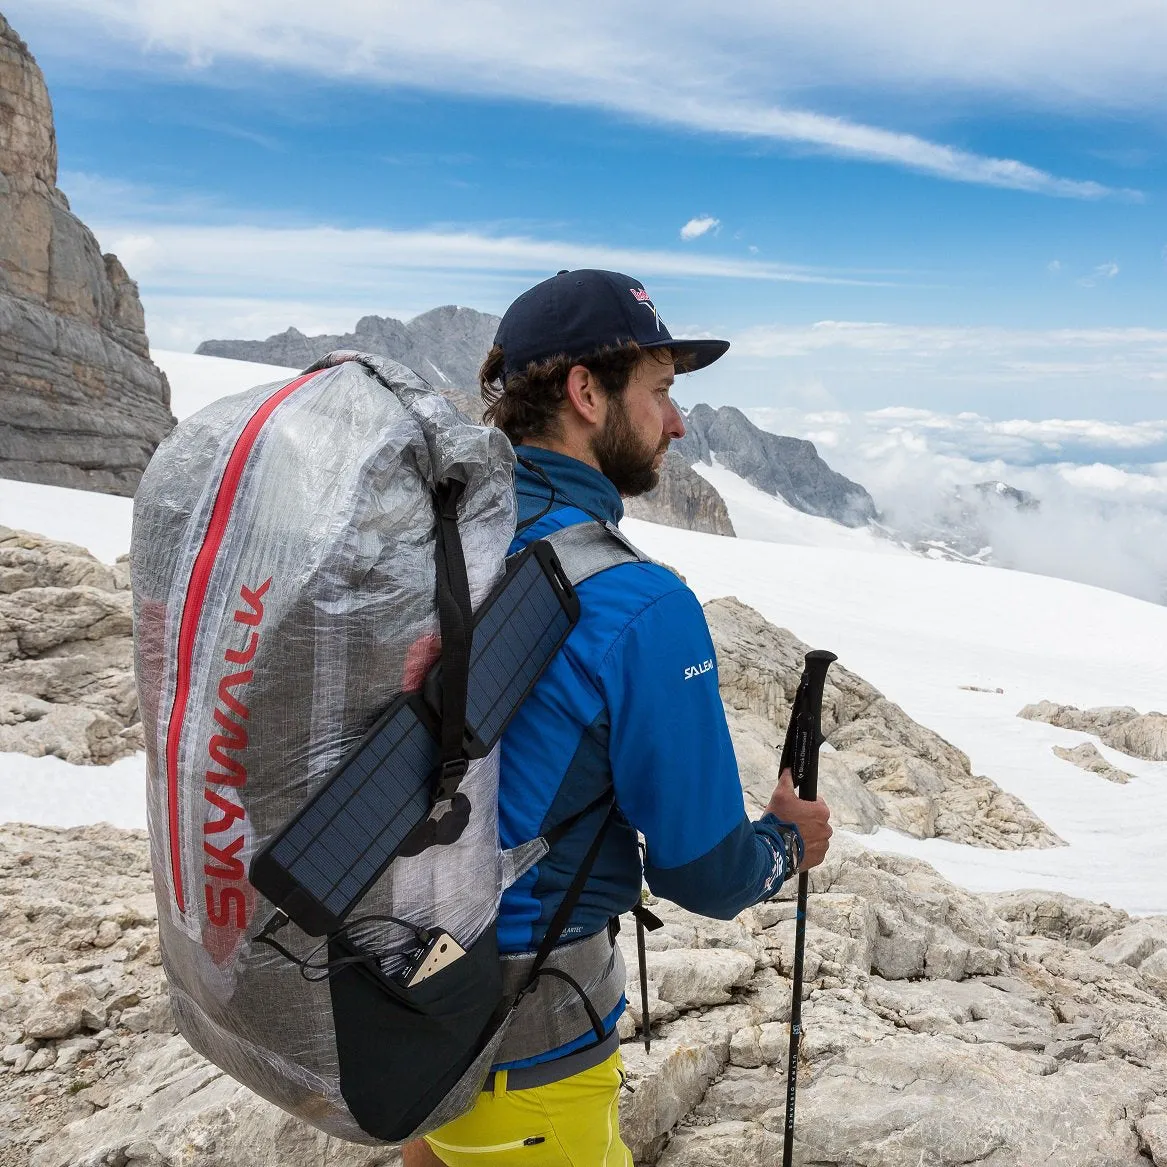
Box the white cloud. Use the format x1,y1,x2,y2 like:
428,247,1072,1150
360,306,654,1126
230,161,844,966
1077,260,1120,286
729,321,1167,385
13,0,1151,198
676,319,1167,425
680,216,720,241
1047,259,1062,274
76,213,881,349
745,404,1167,604
94,220,872,291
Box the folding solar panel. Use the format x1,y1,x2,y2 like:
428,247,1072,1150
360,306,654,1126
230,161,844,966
250,540,579,936
432,540,579,757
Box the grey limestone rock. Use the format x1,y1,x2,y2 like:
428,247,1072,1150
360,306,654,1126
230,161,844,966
198,305,501,391
987,888,1133,944
676,402,876,527
1091,920,1167,971
0,15,173,496
624,447,736,536
6,826,1167,1167
1053,741,1135,784
0,527,140,763
1020,700,1167,761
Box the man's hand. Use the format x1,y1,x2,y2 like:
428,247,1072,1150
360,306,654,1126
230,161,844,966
766,768,832,872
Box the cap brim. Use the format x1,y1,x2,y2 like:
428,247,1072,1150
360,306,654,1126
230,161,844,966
640,338,730,373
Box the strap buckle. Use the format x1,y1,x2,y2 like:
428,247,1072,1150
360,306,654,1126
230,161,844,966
434,757,469,801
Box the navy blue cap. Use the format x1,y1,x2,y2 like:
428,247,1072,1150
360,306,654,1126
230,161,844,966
494,269,730,382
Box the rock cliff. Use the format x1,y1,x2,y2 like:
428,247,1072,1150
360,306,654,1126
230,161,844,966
624,449,736,537
197,306,501,391
677,403,876,527
0,15,173,497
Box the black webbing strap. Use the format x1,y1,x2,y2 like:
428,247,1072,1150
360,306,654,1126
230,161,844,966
432,478,473,802
539,789,614,849
517,795,617,1044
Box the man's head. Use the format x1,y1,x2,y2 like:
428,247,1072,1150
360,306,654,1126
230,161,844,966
480,270,729,497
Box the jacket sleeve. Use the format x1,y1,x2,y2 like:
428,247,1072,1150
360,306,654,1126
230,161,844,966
595,582,797,919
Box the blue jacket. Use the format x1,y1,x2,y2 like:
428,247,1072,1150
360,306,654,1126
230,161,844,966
496,447,797,1065
498,446,796,932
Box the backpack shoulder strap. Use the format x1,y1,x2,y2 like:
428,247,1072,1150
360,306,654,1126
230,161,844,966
543,519,665,587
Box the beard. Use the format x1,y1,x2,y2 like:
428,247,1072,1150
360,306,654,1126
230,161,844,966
591,392,668,498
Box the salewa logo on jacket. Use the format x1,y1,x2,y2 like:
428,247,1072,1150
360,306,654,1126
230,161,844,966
684,659,714,681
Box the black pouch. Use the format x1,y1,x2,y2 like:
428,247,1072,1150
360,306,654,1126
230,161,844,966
329,922,505,1142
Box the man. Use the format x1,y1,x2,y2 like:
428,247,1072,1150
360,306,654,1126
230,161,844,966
407,270,831,1166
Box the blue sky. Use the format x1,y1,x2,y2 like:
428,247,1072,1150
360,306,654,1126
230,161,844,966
8,0,1167,421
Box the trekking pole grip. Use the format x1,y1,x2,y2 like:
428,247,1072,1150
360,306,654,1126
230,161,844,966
779,648,837,804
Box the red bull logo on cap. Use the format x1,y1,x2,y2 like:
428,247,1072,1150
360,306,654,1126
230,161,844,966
630,286,662,331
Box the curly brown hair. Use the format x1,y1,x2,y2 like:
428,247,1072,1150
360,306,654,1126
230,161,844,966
479,341,656,445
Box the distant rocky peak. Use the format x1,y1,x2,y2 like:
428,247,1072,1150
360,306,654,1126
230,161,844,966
197,305,501,390
969,481,1040,511
676,403,877,528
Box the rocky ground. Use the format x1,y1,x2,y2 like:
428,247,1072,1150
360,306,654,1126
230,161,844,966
4,529,1133,1166
2,824,1165,1167
1020,700,1167,763
0,528,140,765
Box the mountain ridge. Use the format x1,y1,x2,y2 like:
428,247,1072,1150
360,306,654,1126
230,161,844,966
196,305,501,390
677,403,878,528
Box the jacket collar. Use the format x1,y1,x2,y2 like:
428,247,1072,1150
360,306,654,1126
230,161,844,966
513,445,624,526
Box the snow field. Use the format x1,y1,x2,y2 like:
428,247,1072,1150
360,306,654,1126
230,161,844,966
1,350,1163,914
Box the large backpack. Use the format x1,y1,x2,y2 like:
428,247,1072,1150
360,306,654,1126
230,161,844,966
131,351,637,1143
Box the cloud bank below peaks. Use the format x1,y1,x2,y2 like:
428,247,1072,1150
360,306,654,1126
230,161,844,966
748,405,1167,605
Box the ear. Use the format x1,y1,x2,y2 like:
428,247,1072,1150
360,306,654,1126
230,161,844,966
562,364,606,429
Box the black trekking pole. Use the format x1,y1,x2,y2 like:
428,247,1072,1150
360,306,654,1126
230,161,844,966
779,649,837,1167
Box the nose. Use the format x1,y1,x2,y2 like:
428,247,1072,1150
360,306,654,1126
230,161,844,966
665,397,685,441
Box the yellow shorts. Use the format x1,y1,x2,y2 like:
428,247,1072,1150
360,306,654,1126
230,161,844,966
424,1050,631,1166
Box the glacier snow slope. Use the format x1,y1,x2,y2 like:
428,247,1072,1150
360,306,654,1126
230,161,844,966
1,351,1163,914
